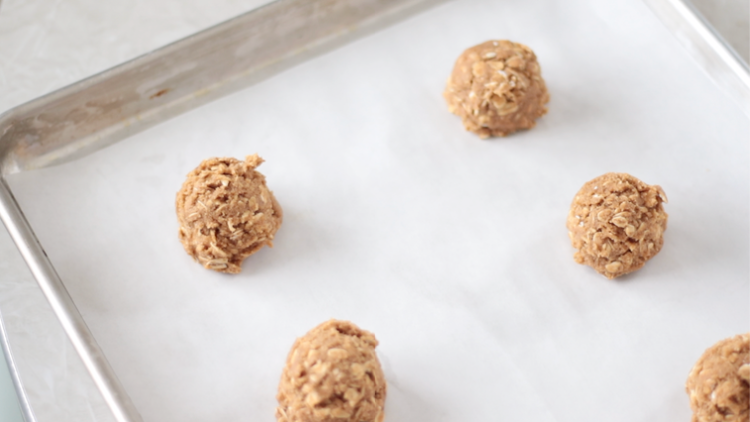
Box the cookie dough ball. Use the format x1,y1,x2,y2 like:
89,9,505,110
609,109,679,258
566,173,667,279
686,333,750,422
175,154,282,274
443,40,549,138
277,320,386,422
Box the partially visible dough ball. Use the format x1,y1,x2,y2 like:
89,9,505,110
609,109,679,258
566,173,667,279
686,334,750,422
443,40,549,138
175,154,282,274
277,320,386,422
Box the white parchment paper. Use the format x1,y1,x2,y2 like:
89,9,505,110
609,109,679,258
4,0,749,421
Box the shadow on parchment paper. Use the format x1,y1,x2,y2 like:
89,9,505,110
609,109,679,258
539,80,614,138
646,388,691,421
619,195,749,282
547,81,591,115
231,199,337,280
384,380,446,421
376,351,447,422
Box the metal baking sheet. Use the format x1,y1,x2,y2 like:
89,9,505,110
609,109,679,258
689,0,750,63
1,0,748,421
642,0,750,116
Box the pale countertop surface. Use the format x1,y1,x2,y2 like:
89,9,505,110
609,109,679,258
0,0,750,422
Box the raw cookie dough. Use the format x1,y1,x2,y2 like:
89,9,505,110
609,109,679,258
686,333,750,422
566,172,667,279
277,320,386,422
175,154,282,274
443,40,549,138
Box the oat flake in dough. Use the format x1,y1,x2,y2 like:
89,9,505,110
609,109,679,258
566,172,667,279
686,333,750,422
444,40,549,138
277,320,386,422
175,154,282,274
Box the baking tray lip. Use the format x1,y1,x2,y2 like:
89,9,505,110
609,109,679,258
642,0,750,116
0,0,747,421
0,0,286,120
681,0,750,72
0,0,445,177
0,0,281,176
0,307,35,422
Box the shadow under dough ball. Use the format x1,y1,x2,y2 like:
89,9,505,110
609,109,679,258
175,154,282,274
686,333,750,422
444,40,549,138
566,172,668,279
277,320,386,422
